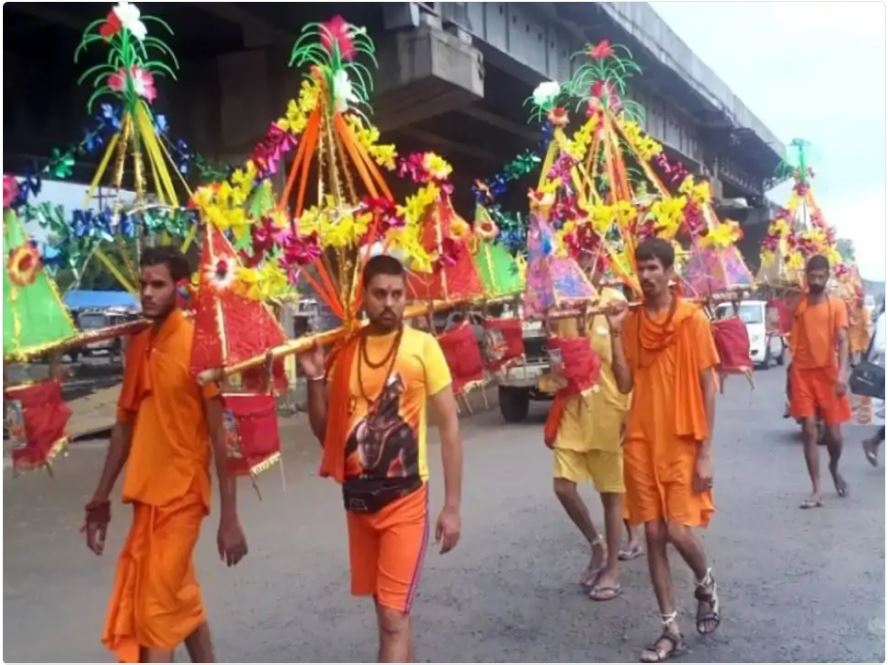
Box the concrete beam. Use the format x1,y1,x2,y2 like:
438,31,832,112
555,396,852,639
190,4,289,48
453,105,539,143
398,127,498,165
597,3,784,161
374,22,484,131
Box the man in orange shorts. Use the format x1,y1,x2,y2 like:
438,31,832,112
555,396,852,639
607,238,720,662
789,254,851,507
541,285,637,600
299,255,463,662
83,246,248,662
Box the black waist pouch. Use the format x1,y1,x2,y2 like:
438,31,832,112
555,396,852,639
343,477,422,513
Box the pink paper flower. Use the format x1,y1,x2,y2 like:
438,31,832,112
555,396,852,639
589,40,615,60
3,174,19,208
108,66,157,103
320,16,355,61
281,232,321,267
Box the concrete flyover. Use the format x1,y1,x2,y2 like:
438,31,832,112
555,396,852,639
4,2,784,262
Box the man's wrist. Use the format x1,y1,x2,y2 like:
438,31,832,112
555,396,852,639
443,499,461,511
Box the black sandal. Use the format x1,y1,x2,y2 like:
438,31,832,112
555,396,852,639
639,613,685,663
694,568,721,635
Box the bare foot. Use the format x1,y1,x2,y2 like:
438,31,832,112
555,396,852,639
829,462,849,497
580,540,606,586
863,438,879,467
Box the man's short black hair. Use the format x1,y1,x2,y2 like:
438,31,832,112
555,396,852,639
362,254,405,288
635,237,675,270
140,246,190,282
806,254,830,273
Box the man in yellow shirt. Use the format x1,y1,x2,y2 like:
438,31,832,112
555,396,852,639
542,286,635,600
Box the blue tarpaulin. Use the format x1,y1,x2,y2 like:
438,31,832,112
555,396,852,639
63,290,140,311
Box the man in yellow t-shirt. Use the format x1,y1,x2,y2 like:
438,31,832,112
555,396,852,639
541,287,638,601
299,255,463,662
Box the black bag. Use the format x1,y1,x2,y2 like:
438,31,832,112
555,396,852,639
850,330,885,399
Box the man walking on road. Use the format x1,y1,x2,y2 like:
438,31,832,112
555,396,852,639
789,255,852,507
298,255,463,663
83,246,248,662
607,238,721,662
541,285,635,600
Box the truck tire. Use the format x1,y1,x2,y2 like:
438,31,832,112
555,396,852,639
499,386,530,423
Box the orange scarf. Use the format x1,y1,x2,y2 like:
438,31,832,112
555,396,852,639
117,326,155,414
318,335,360,483
634,297,711,442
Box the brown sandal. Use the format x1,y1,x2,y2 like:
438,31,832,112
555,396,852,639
694,568,721,635
640,613,685,663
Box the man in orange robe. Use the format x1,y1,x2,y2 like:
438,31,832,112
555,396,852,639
607,238,720,662
83,247,248,662
789,254,851,508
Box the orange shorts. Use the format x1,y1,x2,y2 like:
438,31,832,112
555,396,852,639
790,365,852,426
346,484,429,614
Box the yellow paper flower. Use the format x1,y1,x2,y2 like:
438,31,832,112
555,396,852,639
651,196,687,237
614,200,636,227
618,119,662,161
345,115,398,170
399,183,439,229
590,203,615,235
423,153,453,181
786,251,805,271
679,177,710,205
450,217,470,239
276,80,320,134
701,220,741,249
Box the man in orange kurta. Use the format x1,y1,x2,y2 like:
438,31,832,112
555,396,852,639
789,254,851,508
607,238,720,663
83,247,248,663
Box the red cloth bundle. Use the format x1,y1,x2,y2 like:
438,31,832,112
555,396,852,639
711,317,752,374
767,298,792,335
221,393,281,477
4,379,71,471
437,323,485,396
546,336,601,395
482,318,524,371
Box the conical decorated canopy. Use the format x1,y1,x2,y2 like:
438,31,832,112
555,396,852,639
472,205,525,298
190,223,287,379
3,209,76,361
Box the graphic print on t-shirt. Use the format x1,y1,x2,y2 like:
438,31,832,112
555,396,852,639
339,327,453,488
345,372,418,480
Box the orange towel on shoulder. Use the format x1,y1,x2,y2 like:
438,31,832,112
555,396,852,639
319,335,360,483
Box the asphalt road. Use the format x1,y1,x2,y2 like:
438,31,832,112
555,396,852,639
3,367,884,662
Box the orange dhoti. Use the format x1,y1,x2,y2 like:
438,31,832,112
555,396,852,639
622,299,719,528
102,493,206,663
624,436,714,528
789,364,852,426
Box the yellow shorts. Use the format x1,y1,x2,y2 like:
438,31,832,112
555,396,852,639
553,448,625,494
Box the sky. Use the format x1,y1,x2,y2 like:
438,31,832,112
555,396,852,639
651,1,886,281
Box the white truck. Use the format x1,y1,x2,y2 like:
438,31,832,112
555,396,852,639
493,315,552,423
